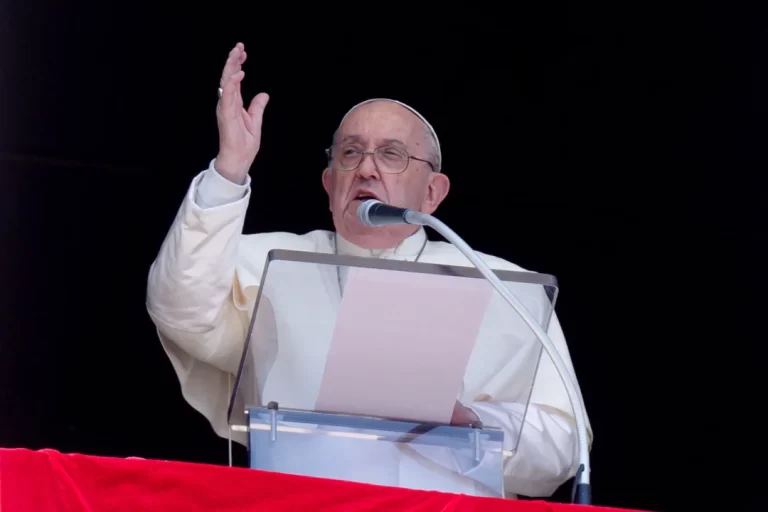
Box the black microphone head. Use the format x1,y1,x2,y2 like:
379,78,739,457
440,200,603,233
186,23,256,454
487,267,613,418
357,199,382,227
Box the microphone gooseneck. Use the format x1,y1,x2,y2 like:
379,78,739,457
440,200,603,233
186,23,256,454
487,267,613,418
356,199,592,505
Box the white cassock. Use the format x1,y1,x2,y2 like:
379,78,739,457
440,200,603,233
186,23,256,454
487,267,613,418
146,161,593,499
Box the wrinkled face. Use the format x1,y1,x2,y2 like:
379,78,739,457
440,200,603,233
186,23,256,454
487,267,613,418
322,101,450,249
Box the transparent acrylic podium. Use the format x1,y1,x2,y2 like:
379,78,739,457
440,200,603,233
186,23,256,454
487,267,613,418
228,249,559,497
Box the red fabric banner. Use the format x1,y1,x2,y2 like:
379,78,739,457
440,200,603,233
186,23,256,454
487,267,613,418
0,449,646,512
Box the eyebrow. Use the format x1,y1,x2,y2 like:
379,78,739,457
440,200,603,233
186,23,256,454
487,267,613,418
339,134,408,147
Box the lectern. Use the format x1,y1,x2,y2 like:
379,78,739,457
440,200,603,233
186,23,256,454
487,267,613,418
227,249,559,497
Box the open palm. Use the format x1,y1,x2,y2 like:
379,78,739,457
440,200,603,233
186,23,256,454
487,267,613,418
215,43,269,184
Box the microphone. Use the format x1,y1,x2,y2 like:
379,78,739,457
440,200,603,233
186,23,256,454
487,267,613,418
357,200,429,227
355,199,592,505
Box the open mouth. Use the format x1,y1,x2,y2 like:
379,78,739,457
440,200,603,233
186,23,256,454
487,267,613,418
352,193,380,202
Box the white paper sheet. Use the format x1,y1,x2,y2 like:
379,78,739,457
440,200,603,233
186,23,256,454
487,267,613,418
314,267,494,424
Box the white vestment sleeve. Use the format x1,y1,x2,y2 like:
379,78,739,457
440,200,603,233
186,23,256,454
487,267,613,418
195,160,251,208
466,312,592,498
146,159,252,438
467,401,579,497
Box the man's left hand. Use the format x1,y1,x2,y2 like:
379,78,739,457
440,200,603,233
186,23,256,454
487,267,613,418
451,401,480,425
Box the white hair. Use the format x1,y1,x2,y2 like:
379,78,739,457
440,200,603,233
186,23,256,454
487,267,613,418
330,98,442,172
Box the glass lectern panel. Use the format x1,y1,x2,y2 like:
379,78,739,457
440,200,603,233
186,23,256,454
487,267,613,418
247,406,505,496
228,249,558,497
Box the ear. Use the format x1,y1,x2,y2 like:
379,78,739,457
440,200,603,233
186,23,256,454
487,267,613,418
321,167,333,211
420,172,450,215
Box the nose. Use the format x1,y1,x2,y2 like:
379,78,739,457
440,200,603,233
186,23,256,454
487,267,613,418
356,152,381,180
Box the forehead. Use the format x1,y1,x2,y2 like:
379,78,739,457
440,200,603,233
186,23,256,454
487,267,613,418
337,101,427,148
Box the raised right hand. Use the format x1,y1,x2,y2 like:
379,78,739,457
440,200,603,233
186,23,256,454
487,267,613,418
215,43,269,185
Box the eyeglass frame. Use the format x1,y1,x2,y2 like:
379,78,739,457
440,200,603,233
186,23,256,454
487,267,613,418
325,144,436,174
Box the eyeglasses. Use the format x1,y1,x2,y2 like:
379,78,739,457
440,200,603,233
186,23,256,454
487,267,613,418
325,144,435,174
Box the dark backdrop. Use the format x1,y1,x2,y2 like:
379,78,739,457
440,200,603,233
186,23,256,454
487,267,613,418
2,3,767,511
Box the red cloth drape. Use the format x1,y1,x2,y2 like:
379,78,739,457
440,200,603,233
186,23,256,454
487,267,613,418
0,448,646,512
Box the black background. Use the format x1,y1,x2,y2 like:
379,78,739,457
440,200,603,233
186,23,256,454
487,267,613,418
2,3,767,511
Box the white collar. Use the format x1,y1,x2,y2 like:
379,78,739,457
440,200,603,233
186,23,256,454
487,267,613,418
335,228,428,259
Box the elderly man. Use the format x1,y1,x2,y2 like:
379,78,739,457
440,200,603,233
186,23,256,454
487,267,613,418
147,43,591,499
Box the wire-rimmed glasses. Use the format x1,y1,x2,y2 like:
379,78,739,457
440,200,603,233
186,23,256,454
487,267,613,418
325,144,435,174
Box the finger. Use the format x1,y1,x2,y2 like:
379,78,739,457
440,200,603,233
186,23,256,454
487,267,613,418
220,70,245,117
223,70,245,104
220,44,244,87
247,92,269,118
246,92,269,127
